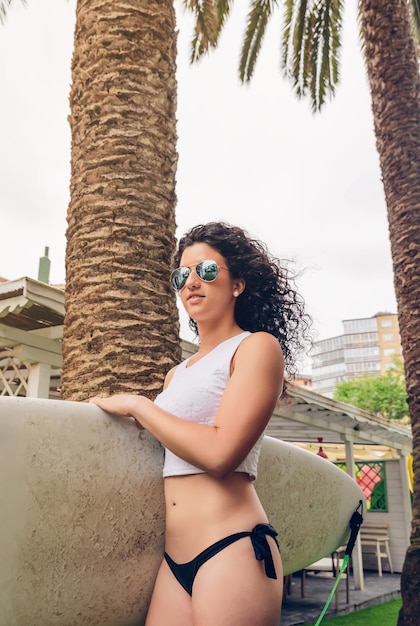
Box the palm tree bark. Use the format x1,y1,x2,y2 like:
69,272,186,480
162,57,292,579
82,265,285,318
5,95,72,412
62,0,181,401
359,2,420,623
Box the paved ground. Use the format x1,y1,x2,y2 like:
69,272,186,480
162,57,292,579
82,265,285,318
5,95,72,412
280,570,401,625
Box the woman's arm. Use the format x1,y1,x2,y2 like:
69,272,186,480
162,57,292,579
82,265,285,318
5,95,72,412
91,332,284,478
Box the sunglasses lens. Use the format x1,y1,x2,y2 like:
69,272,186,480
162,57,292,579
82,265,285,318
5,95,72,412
171,260,221,290
171,267,190,290
196,260,219,282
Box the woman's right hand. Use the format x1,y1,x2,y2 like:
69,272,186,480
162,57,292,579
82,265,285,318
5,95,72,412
89,394,145,429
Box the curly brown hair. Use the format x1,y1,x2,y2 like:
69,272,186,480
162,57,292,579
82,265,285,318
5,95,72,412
173,222,312,378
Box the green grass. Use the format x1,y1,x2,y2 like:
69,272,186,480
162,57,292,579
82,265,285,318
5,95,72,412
302,598,402,626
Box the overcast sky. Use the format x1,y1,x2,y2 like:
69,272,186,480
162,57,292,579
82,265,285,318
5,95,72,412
0,0,398,360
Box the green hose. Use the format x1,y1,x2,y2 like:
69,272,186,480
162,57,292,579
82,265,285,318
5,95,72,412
313,554,350,626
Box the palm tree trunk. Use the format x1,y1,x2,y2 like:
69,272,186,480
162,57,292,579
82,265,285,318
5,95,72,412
359,1,420,623
62,0,181,401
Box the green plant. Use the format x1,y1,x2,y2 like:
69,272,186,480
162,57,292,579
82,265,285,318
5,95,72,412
334,358,409,422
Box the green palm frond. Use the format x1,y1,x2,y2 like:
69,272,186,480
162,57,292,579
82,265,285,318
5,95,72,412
215,0,235,37
282,0,309,93
184,0,234,61
0,0,25,25
408,0,420,52
316,0,342,109
355,2,366,58
184,0,218,61
282,0,343,112
239,0,279,82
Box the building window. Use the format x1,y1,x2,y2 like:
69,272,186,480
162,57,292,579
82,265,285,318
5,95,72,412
380,319,392,327
383,348,395,356
382,334,394,341
345,346,380,359
343,318,377,333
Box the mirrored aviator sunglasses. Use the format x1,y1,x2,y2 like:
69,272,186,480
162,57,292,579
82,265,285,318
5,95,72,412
171,259,226,291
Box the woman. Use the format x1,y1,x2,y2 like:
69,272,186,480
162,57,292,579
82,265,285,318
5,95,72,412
91,222,310,626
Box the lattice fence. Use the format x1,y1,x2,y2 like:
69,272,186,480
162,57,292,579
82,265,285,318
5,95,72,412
0,351,29,397
336,460,388,512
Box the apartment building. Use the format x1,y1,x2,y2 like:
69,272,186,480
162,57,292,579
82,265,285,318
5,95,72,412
311,312,402,397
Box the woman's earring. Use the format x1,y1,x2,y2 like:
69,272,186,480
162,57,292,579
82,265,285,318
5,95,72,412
233,291,239,298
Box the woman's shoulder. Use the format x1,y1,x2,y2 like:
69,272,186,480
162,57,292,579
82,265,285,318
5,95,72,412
242,330,281,348
232,331,284,394
238,331,284,363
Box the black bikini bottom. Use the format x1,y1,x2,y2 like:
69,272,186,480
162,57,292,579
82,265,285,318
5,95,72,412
163,522,279,596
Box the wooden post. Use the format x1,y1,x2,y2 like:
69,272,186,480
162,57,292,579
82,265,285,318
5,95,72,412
344,437,365,590
27,362,51,398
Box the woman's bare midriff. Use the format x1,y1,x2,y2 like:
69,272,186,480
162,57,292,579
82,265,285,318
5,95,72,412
163,472,269,561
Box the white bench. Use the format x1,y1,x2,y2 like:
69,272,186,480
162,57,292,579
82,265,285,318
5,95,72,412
360,522,393,576
301,551,350,609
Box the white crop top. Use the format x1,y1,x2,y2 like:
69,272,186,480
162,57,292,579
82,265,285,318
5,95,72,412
154,331,264,480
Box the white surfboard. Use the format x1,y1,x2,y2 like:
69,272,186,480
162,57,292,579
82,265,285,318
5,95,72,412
0,397,364,626
256,436,363,573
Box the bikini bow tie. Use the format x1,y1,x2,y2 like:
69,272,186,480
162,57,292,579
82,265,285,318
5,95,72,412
250,523,279,579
